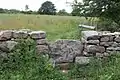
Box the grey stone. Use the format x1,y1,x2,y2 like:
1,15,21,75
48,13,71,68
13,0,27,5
96,53,104,57
36,39,48,45
0,41,17,52
87,35,100,41
13,30,28,39
111,42,119,47
106,47,116,51
87,40,99,45
106,51,118,54
100,42,113,47
109,36,115,41
50,40,83,56
115,37,120,43
29,31,46,39
81,31,99,40
116,47,120,51
0,30,12,41
100,36,109,42
86,45,105,53
83,51,94,56
75,57,91,65
55,55,73,63
6,41,18,51
81,37,87,44
50,40,83,63
106,47,120,51
36,45,49,53
103,52,110,57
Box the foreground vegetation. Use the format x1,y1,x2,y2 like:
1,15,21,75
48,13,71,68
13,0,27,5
1,39,120,80
0,39,68,80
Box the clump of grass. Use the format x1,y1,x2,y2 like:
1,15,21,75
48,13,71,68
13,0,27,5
0,39,68,80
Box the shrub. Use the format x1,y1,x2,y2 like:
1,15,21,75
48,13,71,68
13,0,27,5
97,18,120,32
0,39,68,80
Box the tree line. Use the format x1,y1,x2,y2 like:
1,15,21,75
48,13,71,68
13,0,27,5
0,1,71,16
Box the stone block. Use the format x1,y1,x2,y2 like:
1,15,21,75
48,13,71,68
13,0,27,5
100,42,113,47
36,45,49,53
0,41,17,52
75,57,91,65
50,40,83,56
87,40,99,45
115,37,120,43
13,30,28,39
36,39,48,45
29,31,46,39
96,53,104,57
55,56,73,63
106,47,120,51
86,45,105,53
100,36,110,42
81,31,99,40
0,30,12,41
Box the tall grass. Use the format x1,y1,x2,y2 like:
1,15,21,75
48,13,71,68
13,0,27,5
0,14,90,41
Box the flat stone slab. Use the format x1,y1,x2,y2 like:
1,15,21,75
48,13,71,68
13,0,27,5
75,57,91,65
50,39,83,56
100,42,113,47
106,47,120,51
81,31,99,40
86,45,105,53
87,40,99,45
13,30,28,39
29,31,46,39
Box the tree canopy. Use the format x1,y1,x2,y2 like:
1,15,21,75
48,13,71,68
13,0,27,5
73,0,120,26
38,1,56,15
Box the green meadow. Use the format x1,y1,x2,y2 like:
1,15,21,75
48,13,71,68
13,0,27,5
0,14,91,41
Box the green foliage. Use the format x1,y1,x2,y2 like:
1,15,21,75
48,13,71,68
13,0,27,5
68,53,120,80
97,18,120,32
73,0,120,28
57,9,70,16
0,8,5,13
0,39,68,80
71,2,83,16
38,1,56,15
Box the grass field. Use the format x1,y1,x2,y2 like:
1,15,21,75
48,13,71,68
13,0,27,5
0,14,91,41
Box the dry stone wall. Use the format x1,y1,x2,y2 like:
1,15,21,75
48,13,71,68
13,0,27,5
81,31,120,57
1,29,120,70
0,29,49,58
